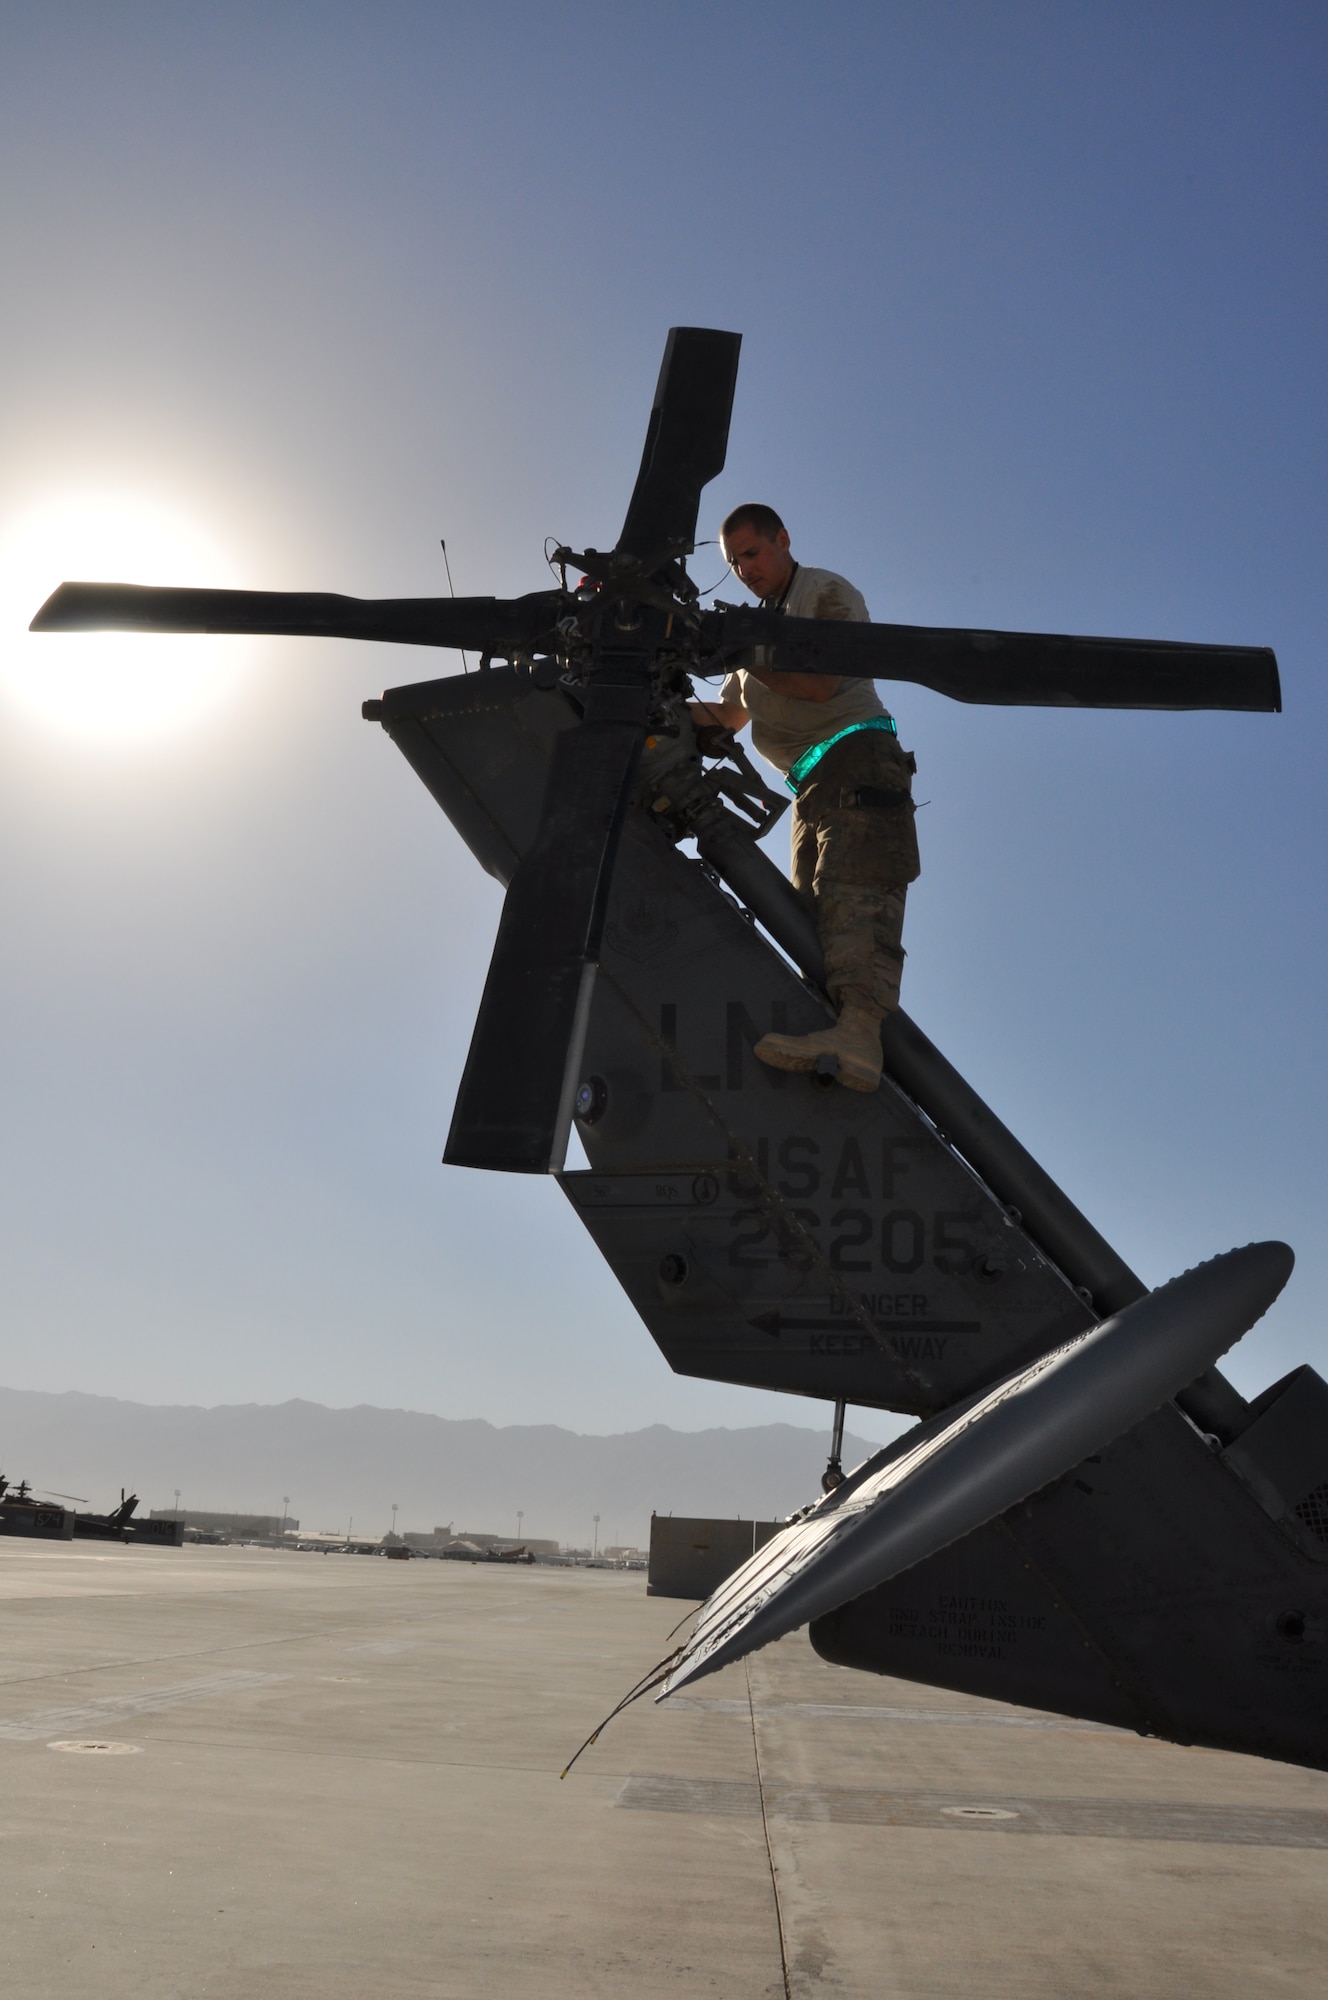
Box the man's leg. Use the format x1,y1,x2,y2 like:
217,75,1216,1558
789,793,818,910
756,733,919,1090
817,878,909,1016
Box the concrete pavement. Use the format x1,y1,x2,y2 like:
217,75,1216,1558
0,1540,1324,1997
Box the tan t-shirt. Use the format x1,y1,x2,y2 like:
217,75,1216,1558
718,563,886,775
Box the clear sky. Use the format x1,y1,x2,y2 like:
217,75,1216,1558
0,3,1323,1440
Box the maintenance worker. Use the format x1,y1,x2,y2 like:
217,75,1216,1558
693,503,919,1093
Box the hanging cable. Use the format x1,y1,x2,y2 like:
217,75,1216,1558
559,1646,687,1779
691,539,738,601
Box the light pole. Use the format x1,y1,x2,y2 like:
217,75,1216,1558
174,1488,181,1520
281,1496,290,1537
390,1503,398,1541
517,1510,524,1544
593,1513,600,1559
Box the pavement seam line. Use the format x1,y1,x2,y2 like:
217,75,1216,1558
0,1670,293,1740
0,1598,465,1692
747,1656,793,2000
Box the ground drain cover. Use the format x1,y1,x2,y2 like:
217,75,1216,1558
941,1805,1019,1820
48,1739,142,1755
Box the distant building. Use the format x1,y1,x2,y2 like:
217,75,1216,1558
403,1528,559,1555
148,1510,299,1537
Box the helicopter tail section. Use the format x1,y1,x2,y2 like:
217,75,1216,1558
811,1369,1328,1773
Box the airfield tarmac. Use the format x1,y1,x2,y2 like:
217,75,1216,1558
0,1542,1324,1998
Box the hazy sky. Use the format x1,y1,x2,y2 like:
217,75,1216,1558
0,3,1323,1441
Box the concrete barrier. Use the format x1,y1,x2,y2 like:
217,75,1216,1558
647,1515,781,1600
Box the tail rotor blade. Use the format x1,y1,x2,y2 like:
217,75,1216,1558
444,686,649,1174
617,327,742,561
704,608,1281,712
30,582,562,656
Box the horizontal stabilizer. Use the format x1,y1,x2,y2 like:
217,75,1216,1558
658,1240,1294,1696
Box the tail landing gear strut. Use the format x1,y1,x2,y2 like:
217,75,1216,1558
822,1398,847,1493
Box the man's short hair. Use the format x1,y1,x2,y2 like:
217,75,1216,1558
721,503,785,544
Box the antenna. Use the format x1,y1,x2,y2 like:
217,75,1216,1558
440,540,469,672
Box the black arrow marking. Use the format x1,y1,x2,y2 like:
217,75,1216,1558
749,1311,980,1339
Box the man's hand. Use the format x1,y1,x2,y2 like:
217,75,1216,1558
694,721,737,759
688,698,749,749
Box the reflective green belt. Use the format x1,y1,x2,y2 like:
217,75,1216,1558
787,713,897,793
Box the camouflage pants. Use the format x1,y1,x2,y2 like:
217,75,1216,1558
790,728,920,1017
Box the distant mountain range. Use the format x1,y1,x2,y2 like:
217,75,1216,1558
0,1386,904,1548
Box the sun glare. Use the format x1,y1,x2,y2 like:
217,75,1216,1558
0,495,254,745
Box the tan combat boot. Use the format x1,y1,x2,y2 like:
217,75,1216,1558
753,1001,884,1092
